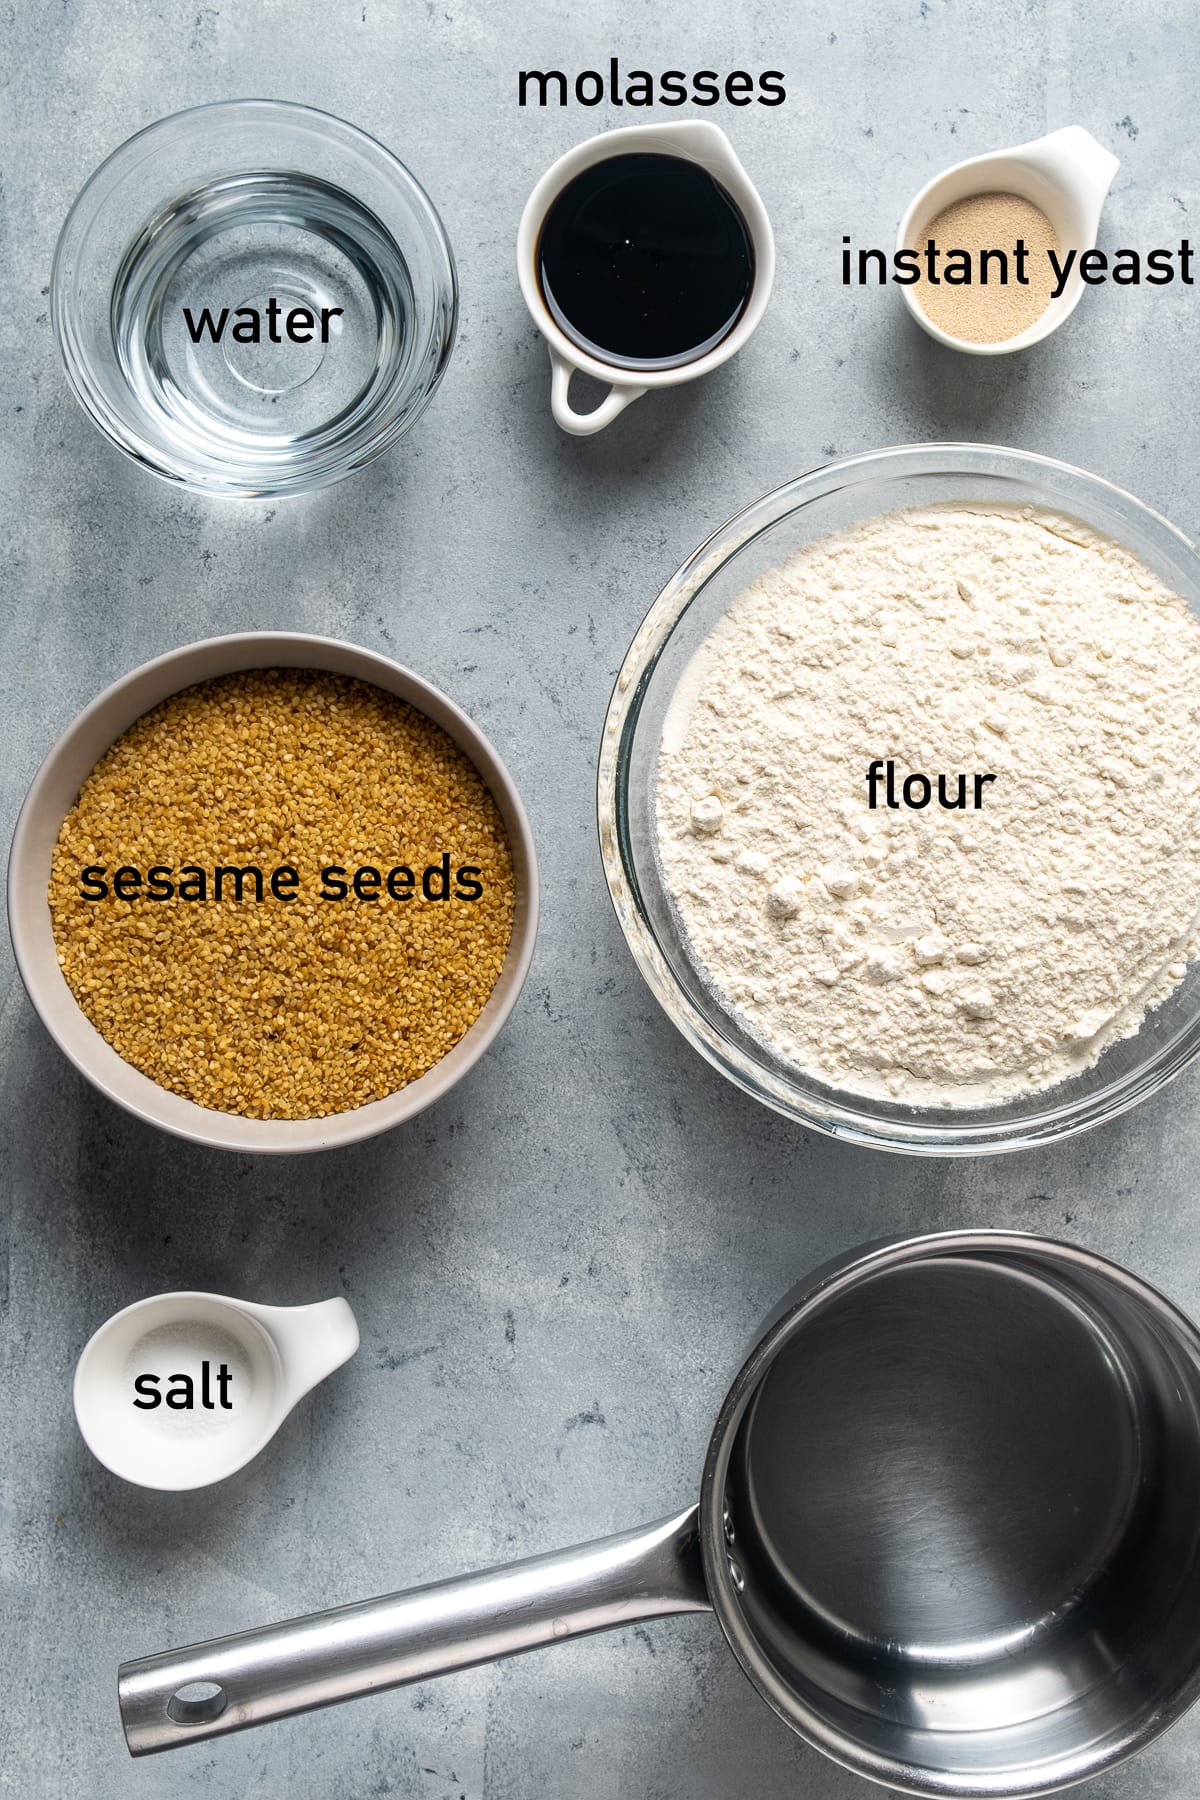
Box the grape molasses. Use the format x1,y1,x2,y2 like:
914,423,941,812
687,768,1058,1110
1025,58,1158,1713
537,152,754,370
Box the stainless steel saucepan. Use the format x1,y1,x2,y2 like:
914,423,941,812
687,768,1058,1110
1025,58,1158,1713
119,1232,1200,1796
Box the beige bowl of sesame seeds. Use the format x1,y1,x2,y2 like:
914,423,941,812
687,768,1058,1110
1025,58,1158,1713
9,633,538,1153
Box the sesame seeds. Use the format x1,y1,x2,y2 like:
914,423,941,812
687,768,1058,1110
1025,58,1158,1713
48,670,516,1120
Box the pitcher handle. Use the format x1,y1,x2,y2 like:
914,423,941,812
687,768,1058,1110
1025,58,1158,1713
550,346,645,435
240,1297,359,1414
1017,126,1120,231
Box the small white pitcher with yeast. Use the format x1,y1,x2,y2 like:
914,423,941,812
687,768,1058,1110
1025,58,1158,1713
517,121,775,434
897,126,1120,353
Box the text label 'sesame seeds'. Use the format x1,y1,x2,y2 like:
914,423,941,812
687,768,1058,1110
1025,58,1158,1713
49,669,515,1120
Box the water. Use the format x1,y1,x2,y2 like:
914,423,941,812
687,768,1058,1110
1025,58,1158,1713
111,172,416,464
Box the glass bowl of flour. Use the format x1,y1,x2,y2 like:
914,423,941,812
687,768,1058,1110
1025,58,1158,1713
599,444,1200,1154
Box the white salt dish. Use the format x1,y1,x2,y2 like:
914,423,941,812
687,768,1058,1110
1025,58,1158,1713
74,1291,359,1490
897,126,1120,355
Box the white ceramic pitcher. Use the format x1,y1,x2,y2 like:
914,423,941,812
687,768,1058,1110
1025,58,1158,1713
517,120,775,434
897,126,1120,353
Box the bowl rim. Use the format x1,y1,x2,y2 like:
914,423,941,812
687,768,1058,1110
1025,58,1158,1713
50,97,459,498
597,442,1200,1157
9,631,538,1154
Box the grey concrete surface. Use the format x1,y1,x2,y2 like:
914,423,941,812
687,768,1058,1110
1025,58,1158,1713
3,1,1200,1795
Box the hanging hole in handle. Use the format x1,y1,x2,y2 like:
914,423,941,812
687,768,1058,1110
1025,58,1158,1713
167,1681,229,1725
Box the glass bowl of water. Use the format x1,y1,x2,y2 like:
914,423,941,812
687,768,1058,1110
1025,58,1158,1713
51,100,458,498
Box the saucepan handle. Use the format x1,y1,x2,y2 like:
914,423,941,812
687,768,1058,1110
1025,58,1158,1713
118,1506,707,1755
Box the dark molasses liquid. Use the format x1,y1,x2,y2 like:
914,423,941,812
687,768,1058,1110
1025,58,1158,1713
536,153,754,371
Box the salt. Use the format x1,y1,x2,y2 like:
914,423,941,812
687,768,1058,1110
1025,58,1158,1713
122,1322,254,1440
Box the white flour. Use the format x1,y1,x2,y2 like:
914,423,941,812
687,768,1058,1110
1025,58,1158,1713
657,502,1200,1105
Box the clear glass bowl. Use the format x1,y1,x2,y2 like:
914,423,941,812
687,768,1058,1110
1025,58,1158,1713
51,100,458,498
598,444,1200,1155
